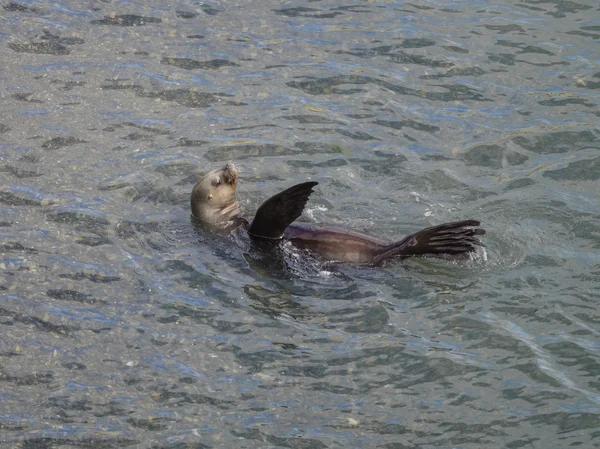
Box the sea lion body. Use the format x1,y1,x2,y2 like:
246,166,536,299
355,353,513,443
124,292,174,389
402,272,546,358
191,164,485,265
281,223,385,264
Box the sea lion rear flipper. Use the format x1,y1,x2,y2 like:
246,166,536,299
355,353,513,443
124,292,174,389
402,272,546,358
373,220,486,265
248,182,319,239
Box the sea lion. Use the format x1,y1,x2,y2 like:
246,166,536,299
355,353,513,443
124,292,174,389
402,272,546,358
191,163,485,265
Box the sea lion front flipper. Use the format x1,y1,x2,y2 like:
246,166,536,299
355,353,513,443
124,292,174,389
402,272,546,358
248,182,318,239
372,219,486,265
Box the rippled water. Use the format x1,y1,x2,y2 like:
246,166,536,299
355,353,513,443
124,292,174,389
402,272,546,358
1,1,599,448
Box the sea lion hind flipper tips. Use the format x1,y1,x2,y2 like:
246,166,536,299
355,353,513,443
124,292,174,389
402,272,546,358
372,219,486,265
248,181,319,239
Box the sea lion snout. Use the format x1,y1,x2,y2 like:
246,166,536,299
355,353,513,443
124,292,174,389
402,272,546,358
223,163,238,186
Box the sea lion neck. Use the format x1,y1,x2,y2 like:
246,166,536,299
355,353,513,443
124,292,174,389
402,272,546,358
191,163,242,228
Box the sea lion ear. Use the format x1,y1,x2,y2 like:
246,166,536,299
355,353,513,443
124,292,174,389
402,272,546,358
248,181,318,239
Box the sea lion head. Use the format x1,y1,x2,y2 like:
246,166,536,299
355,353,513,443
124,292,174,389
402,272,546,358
191,163,241,227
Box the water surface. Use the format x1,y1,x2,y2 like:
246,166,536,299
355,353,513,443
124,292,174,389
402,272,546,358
1,1,599,448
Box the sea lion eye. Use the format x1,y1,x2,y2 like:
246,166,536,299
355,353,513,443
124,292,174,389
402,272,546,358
213,177,221,187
